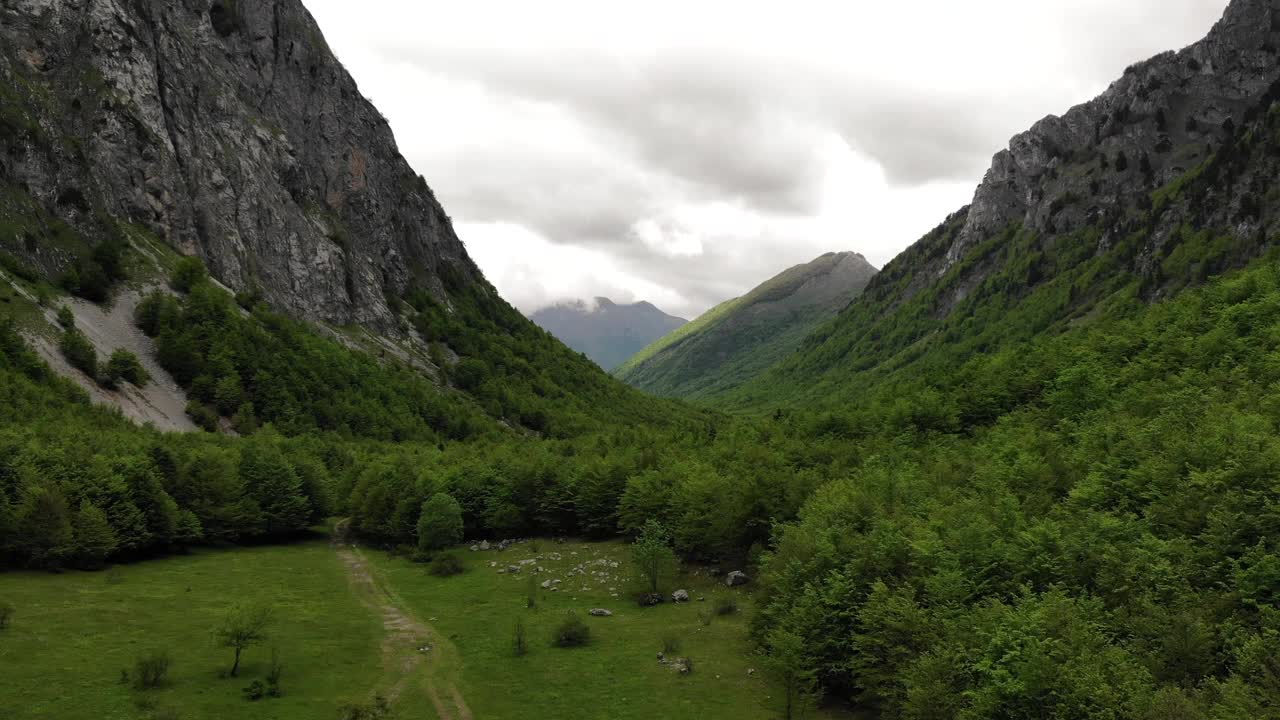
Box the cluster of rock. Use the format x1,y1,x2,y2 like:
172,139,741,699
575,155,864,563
657,652,693,675
468,539,528,552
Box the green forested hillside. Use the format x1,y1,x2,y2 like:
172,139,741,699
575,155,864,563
724,86,1280,413
615,251,877,399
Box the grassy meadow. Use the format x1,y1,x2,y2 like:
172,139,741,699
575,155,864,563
0,535,845,719
0,540,382,720
367,539,845,720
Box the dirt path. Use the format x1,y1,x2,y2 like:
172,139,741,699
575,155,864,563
334,522,473,720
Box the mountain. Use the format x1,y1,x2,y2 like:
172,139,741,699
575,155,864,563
614,251,877,399
722,0,1280,411
528,297,687,370
0,0,478,330
0,0,692,438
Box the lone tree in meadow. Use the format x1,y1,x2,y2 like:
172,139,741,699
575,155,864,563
216,603,273,677
631,519,677,595
416,492,464,553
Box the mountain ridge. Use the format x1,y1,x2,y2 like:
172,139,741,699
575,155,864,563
615,250,877,399
721,0,1280,410
528,296,687,370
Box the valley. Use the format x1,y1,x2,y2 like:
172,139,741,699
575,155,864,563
0,532,837,720
2,0,1280,718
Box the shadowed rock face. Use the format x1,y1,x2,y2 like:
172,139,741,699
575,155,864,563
0,0,485,331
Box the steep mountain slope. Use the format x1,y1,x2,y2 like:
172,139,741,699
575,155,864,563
615,251,877,399
0,0,695,437
725,0,1280,411
529,297,687,370
0,0,472,329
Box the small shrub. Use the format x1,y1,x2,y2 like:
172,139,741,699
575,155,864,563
170,256,208,293
714,596,739,616
662,635,682,656
552,612,591,648
698,609,713,626
243,680,266,701
134,291,181,337
59,328,97,377
266,648,284,697
428,553,464,577
102,348,149,388
186,401,219,432
526,573,537,609
513,618,528,657
528,540,542,553
56,305,75,329
0,602,13,630
133,651,172,690
338,695,392,720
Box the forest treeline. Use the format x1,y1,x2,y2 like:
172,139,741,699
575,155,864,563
3,251,1280,716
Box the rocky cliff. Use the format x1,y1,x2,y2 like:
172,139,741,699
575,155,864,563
0,0,482,330
926,0,1280,311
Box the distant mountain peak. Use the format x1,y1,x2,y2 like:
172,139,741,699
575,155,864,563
530,298,687,370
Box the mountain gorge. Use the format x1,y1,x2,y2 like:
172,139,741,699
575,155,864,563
529,297,686,370
3,0,1280,718
615,251,877,399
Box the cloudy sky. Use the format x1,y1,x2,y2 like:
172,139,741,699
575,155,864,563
306,0,1228,319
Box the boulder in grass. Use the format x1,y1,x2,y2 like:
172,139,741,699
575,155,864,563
672,589,690,602
725,571,750,587
589,608,613,617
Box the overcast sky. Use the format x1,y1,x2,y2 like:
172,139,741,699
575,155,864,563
305,0,1229,319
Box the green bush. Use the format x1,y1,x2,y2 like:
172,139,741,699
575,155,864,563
103,349,149,388
0,602,12,630
56,305,74,329
133,651,172,690
551,612,591,648
185,401,220,432
134,291,182,337
170,256,208,293
242,679,266,701
58,328,97,378
428,553,463,577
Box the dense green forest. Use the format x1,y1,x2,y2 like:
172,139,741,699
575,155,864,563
5,246,1280,715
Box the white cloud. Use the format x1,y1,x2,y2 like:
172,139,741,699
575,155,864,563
304,0,1230,317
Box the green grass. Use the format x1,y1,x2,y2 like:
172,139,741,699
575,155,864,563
0,536,851,719
0,540,382,720
367,540,850,720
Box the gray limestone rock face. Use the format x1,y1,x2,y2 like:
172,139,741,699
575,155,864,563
0,0,489,332
904,0,1280,314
